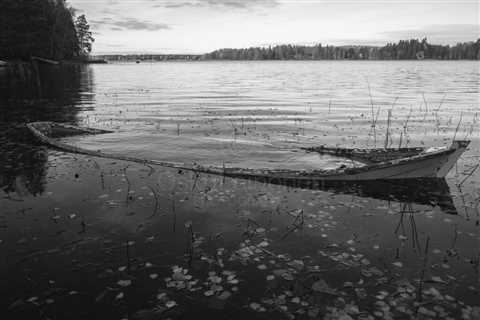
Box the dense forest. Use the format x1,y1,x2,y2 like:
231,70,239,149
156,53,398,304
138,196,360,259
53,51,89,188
204,38,480,60
0,0,93,61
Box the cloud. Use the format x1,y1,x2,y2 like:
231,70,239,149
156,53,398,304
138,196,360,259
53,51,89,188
91,17,169,31
155,0,279,9
382,24,479,44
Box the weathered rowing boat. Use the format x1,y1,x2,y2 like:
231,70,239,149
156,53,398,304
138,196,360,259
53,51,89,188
27,121,469,181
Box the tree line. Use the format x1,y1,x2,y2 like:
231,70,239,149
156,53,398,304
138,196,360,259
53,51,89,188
0,0,94,61
203,38,480,60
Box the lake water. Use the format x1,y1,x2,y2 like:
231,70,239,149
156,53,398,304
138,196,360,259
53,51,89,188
0,61,479,319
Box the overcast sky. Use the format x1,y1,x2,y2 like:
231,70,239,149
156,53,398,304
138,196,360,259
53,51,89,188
69,0,479,54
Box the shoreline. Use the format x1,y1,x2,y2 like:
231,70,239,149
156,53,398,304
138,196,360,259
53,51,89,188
2,58,478,67
0,58,108,67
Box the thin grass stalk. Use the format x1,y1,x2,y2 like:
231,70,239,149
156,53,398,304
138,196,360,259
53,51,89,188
458,164,479,187
422,93,429,121
367,80,377,145
417,236,430,303
384,109,392,149
452,111,463,142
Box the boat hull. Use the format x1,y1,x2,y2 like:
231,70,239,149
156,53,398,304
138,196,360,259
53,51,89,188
222,142,468,181
26,122,469,182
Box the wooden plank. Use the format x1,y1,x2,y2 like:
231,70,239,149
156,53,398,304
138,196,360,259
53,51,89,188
31,56,59,65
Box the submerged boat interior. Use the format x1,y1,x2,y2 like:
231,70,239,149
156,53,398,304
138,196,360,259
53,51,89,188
302,145,427,164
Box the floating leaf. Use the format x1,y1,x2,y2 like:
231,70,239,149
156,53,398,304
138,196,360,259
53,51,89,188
165,300,177,308
291,297,300,304
281,272,294,281
431,276,447,284
218,291,231,300
204,290,214,297
288,260,304,271
258,241,269,247
249,302,261,311
117,280,132,287
312,280,337,295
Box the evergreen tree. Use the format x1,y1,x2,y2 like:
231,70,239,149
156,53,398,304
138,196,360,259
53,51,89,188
75,14,94,56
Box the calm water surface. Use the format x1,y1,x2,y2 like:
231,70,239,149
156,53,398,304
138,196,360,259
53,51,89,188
0,61,479,319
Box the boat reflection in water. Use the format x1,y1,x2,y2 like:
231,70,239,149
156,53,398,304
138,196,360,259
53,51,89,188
238,176,458,215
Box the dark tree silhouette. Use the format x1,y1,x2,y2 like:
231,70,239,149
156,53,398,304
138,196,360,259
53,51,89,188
0,0,83,61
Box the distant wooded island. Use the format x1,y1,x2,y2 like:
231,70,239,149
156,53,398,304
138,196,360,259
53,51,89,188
97,39,480,62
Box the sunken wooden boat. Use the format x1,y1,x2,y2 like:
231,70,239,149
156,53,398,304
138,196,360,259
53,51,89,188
27,121,469,181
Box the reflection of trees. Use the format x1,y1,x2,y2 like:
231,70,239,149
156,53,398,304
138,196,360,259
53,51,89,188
0,63,94,118
0,64,94,196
